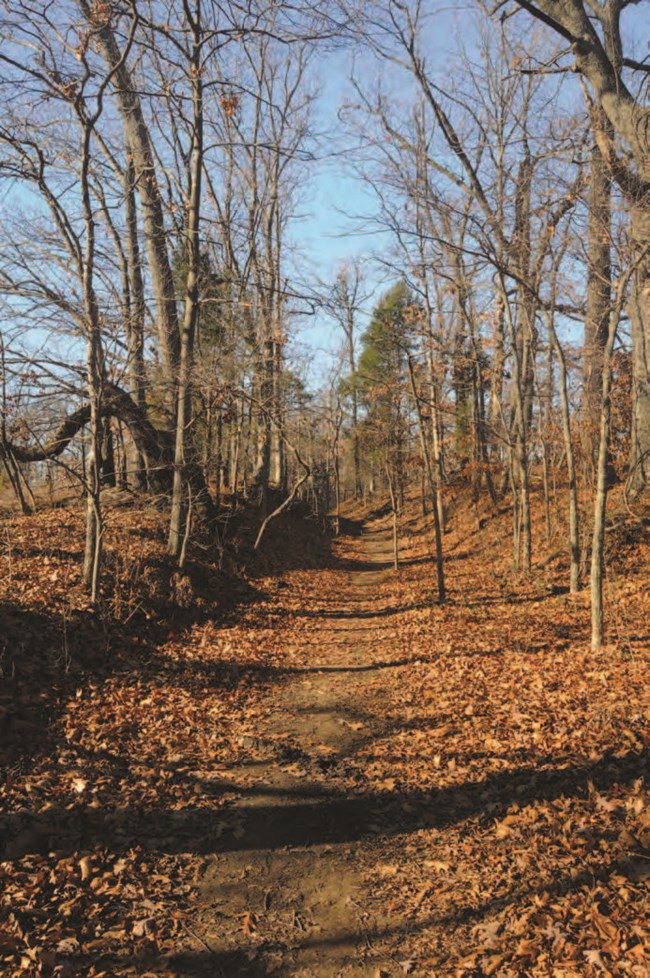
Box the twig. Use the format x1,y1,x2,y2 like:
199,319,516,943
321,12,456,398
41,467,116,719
254,464,310,551
180,920,222,962
230,386,312,551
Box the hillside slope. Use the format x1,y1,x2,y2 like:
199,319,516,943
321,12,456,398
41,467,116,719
0,488,647,976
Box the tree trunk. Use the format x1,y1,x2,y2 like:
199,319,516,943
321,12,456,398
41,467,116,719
123,154,148,489
407,355,445,602
78,1,181,408
500,278,531,572
591,263,636,649
168,4,203,557
333,412,341,537
584,111,612,479
547,313,581,592
591,358,613,650
629,198,650,494
386,463,399,571
253,338,274,511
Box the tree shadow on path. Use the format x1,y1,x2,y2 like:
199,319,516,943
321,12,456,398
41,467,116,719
4,747,645,859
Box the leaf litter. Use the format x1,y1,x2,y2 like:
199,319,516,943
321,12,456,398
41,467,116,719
0,486,648,976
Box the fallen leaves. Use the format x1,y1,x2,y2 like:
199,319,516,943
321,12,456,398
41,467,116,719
1,489,648,977
78,856,92,882
239,910,258,936
346,493,649,976
0,504,325,976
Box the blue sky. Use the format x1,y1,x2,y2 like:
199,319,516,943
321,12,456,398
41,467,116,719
290,4,478,388
3,1,646,394
291,0,649,389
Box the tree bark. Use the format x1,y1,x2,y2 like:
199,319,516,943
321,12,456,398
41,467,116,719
77,1,181,407
629,198,650,494
407,354,445,602
168,1,204,557
7,384,171,482
584,109,612,473
547,311,581,593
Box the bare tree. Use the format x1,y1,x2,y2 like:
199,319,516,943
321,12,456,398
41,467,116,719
77,0,182,412
507,0,650,493
327,261,369,497
347,2,584,571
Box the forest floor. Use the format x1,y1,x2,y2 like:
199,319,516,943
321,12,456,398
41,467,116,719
0,486,648,977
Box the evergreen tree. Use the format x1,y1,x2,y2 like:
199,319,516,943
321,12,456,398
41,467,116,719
352,282,418,494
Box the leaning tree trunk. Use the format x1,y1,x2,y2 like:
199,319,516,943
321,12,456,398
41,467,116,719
5,383,179,501
78,1,181,410
123,154,149,489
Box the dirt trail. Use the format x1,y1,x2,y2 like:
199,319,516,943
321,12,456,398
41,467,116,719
191,526,407,977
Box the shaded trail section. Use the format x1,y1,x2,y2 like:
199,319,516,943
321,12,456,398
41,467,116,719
191,526,408,977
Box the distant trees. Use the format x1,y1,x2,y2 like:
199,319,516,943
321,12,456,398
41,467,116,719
354,283,413,494
327,0,645,642
0,0,645,648
0,0,340,591
347,3,584,576
333,279,446,598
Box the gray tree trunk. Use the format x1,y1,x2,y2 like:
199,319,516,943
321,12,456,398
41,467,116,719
584,110,612,473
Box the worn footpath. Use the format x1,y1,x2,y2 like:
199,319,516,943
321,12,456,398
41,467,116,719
190,524,411,977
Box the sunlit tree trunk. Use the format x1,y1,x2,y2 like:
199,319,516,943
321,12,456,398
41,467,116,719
407,354,445,602
591,267,637,649
546,308,581,593
78,1,181,411
583,109,613,482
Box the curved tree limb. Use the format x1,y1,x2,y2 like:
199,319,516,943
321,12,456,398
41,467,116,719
7,383,172,486
236,389,311,550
